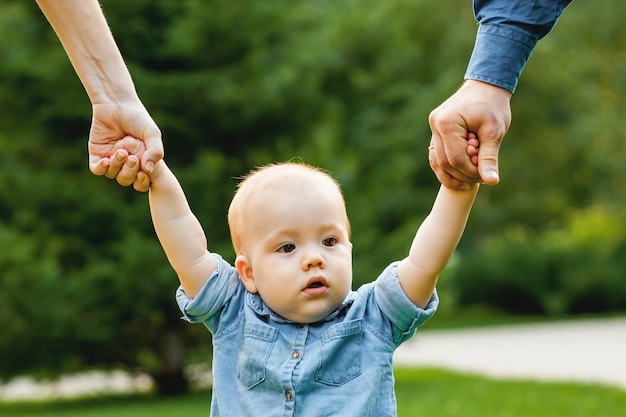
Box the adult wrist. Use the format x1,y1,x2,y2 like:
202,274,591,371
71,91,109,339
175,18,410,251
460,79,512,100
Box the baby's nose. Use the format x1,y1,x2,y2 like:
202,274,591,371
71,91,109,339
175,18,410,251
302,248,326,270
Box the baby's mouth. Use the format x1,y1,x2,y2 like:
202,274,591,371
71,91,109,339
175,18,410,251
303,277,329,296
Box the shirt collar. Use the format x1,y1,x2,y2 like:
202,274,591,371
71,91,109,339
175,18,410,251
246,291,357,325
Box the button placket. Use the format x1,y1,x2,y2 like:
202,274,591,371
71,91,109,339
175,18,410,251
290,324,307,363
280,324,307,412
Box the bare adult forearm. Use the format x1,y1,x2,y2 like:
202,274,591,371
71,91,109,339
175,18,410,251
35,0,138,104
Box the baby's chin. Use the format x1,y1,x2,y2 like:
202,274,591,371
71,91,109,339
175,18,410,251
283,303,343,324
269,285,351,323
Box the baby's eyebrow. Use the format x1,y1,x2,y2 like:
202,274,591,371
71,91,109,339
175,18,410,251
265,223,345,242
262,230,298,249
265,228,298,241
319,223,348,234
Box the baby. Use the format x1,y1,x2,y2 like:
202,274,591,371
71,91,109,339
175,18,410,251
143,145,478,416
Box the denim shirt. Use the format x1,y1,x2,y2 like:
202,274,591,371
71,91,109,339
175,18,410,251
177,254,438,417
466,0,574,92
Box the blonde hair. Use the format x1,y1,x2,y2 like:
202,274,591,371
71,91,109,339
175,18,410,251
228,162,350,255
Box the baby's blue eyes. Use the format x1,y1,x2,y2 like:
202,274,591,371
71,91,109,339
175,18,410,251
277,238,338,253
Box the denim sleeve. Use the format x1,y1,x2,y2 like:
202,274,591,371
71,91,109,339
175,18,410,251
374,262,439,347
176,253,241,327
465,0,573,92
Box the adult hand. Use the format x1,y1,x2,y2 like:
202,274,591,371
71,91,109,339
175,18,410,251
88,101,163,192
428,80,512,189
34,1,163,191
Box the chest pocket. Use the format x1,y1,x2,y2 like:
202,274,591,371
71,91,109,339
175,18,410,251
315,319,363,386
237,322,278,389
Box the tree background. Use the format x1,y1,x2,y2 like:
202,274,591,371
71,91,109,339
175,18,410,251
0,0,624,394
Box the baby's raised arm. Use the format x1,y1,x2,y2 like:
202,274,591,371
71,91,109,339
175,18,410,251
397,135,480,308
396,184,478,308
148,161,217,298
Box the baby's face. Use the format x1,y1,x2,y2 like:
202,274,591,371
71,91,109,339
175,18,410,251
236,182,352,323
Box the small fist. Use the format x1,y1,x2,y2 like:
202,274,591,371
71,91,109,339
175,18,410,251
467,132,479,166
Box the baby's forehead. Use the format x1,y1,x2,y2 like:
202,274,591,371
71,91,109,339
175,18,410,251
242,165,339,194
228,163,351,254
242,167,348,220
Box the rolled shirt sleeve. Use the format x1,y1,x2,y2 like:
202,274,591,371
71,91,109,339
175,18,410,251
373,262,439,346
176,253,241,327
465,0,573,92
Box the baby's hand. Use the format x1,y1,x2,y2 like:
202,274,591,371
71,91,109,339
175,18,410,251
106,136,152,191
467,132,479,166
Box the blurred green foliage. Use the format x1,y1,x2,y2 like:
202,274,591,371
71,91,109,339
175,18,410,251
0,0,625,390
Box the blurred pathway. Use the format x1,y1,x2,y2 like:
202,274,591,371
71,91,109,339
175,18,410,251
394,316,626,390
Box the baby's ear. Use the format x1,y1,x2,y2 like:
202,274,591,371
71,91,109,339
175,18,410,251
235,255,257,293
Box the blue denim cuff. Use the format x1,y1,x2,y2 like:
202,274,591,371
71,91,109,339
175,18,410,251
176,253,239,324
465,23,539,93
374,262,439,346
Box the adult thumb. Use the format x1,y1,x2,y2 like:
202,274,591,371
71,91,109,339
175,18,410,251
477,140,501,185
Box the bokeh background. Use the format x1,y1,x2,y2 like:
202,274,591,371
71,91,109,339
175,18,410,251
1,0,625,395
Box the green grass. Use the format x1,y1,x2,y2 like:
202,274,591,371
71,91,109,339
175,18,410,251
2,368,625,417
0,391,212,417
395,368,626,416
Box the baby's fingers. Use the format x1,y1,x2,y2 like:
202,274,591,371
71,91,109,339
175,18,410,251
116,154,140,187
133,171,151,192
467,132,479,166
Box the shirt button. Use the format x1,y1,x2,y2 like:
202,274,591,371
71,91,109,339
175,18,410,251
285,391,293,400
292,351,300,359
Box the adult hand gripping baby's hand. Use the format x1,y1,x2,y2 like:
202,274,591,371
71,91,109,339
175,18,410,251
88,101,163,192
428,80,512,189
429,131,480,185
101,139,151,191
